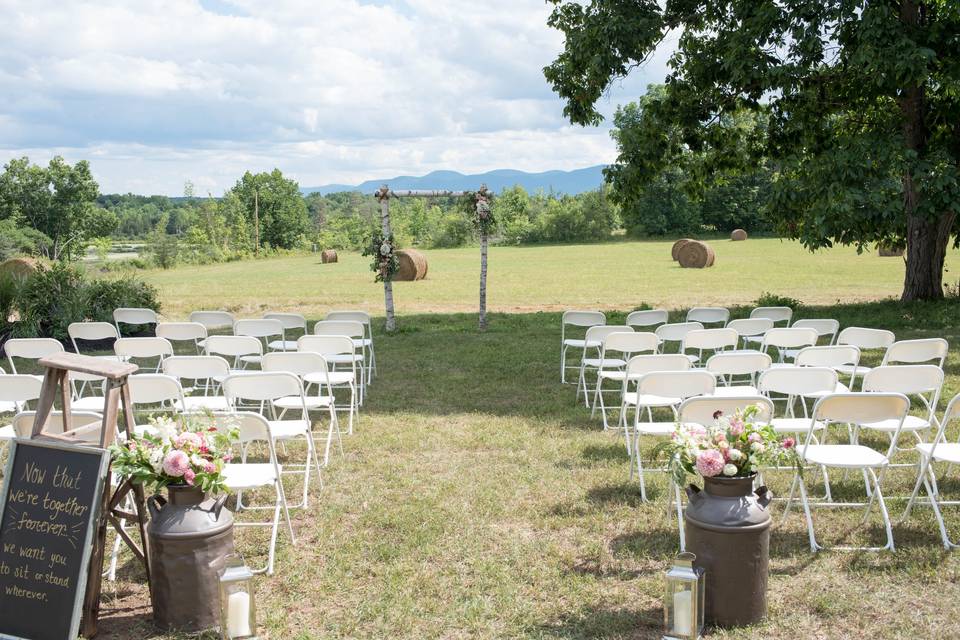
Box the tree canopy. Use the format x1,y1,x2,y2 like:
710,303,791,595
545,0,960,300
230,169,311,250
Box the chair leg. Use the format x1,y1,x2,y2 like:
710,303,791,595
901,456,930,523
560,346,567,383
797,471,820,552
868,468,894,551
674,482,686,552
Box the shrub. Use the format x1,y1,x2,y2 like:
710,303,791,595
85,276,160,324
755,291,803,309
428,213,474,248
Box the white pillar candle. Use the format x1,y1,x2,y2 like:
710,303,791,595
227,591,252,638
673,590,692,637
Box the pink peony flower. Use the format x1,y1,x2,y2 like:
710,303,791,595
162,450,190,477
184,469,196,485
729,416,745,436
747,432,762,444
782,437,795,449
696,449,725,477
204,461,216,473
175,431,202,449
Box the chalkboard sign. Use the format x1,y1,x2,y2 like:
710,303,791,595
0,440,110,640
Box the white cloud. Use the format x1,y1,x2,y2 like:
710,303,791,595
0,0,672,194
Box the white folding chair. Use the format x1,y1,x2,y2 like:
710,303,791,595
156,322,208,355
617,354,691,450
66,323,119,403
902,393,960,549
235,319,286,364
313,320,367,401
68,321,121,355
749,306,793,327
264,313,308,352
326,311,377,382
680,328,738,365
215,412,296,575
630,370,715,501
881,338,949,368
591,332,659,428
859,365,944,450
705,351,772,397
297,335,360,429
205,335,263,373
4,337,64,374
189,310,236,349
758,367,840,436
560,311,605,383
162,355,232,411
785,392,910,552
126,374,187,434
262,352,341,450
795,345,861,381
114,337,173,372
685,307,729,327
576,325,633,406
113,307,159,336
760,327,818,364
0,375,44,441
655,321,703,354
625,309,668,330
835,327,896,387
9,411,106,441
779,319,841,359
223,372,325,509
728,318,774,349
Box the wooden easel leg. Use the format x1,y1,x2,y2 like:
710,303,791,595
81,469,113,638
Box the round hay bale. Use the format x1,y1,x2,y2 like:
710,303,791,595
321,249,338,263
730,229,748,241
394,249,428,281
878,244,904,257
0,257,39,278
677,240,716,269
671,238,694,261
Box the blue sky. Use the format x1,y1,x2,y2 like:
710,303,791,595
0,0,672,195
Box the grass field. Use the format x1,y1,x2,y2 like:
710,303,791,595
85,240,960,638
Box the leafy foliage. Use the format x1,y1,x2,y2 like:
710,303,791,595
230,169,311,250
362,230,399,282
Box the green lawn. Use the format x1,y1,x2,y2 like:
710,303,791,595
85,241,960,638
140,238,960,319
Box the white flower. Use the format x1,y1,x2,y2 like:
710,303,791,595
191,454,205,467
149,415,178,440
722,463,738,476
149,449,164,474
751,442,766,453
728,449,743,461
379,242,392,256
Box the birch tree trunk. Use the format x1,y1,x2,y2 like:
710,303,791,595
377,185,397,332
479,229,488,330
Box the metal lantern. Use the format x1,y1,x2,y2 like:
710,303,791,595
218,555,258,640
663,552,705,640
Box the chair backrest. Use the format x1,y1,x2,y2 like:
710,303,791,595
297,335,355,357
584,325,633,346
264,313,307,332
189,310,236,330
602,332,659,356
113,307,158,328
749,306,793,325
679,395,775,427
881,338,949,367
682,328,738,353
128,374,185,406
727,318,774,338
212,411,275,448
0,374,44,404
624,354,693,377
162,355,231,381
837,326,895,350
762,327,819,350
685,307,730,326
234,318,284,339
795,345,860,368
655,321,704,343
4,338,64,372
862,364,944,403
625,309,668,328
204,335,263,358
705,352,772,377
68,322,119,352
792,319,840,342
262,351,329,379
808,392,910,451
637,370,716,399
114,337,174,360
562,310,605,328
326,311,372,337
223,371,303,404
313,320,365,338
156,322,208,343
929,392,960,447
11,411,105,440
758,367,839,397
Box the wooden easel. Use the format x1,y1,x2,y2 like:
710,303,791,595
31,352,152,638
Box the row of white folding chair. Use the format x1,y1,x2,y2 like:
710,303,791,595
326,311,377,383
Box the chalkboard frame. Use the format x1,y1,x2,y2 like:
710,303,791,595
0,439,111,640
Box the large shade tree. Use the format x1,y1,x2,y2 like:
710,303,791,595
545,0,960,300
230,169,310,250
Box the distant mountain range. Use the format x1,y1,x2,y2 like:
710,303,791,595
302,165,607,196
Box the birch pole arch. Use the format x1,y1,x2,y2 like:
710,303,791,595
367,184,493,332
